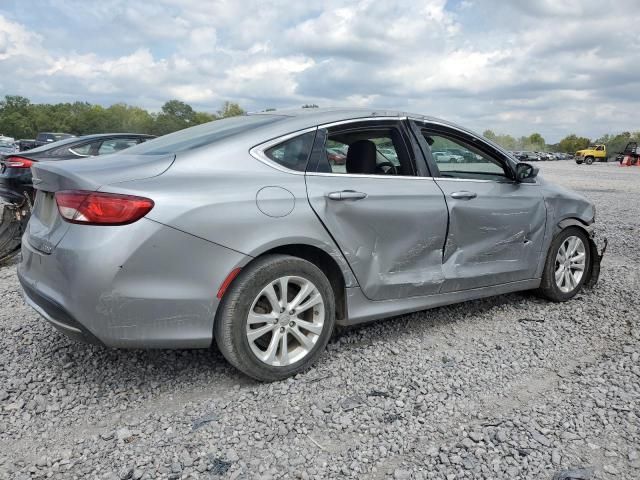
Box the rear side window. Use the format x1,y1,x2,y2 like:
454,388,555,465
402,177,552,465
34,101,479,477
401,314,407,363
264,131,316,172
123,115,284,155
98,138,139,155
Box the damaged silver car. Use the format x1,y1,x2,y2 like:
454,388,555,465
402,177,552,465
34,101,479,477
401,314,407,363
18,109,606,381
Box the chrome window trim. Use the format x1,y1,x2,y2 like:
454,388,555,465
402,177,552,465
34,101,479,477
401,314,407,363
250,116,409,176
249,126,317,176
306,172,435,180
317,116,407,130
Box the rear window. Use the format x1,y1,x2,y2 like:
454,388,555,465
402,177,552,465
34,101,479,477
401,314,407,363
124,115,284,155
264,131,316,171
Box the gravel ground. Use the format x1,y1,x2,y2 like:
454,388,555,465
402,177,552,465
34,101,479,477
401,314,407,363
1,161,638,480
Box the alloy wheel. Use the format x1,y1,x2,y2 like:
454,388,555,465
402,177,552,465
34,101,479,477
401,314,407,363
554,235,586,293
246,276,325,366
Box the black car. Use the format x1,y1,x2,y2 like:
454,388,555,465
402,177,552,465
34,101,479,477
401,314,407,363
34,132,75,148
17,139,37,151
0,133,155,202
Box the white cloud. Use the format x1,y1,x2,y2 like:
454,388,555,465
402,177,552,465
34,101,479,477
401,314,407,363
0,0,639,141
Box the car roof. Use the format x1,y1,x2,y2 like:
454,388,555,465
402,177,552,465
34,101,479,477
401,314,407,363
250,107,451,127
243,107,487,146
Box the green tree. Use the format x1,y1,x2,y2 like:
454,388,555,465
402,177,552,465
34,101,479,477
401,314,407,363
558,134,591,153
0,95,34,138
0,95,243,138
482,129,497,141
527,133,545,150
217,101,245,118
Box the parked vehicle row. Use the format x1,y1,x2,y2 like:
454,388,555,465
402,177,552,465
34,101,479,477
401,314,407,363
15,108,606,381
0,133,155,262
510,151,573,162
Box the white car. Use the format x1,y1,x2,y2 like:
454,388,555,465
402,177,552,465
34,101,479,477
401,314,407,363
432,151,464,163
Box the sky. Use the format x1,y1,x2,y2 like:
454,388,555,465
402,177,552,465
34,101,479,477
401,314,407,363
0,0,638,142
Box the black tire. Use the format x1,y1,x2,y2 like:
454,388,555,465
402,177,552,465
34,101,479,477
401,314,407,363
585,156,594,165
537,227,591,302
214,254,335,382
575,159,583,165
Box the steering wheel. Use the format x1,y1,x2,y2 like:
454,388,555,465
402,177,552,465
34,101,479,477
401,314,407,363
376,161,398,175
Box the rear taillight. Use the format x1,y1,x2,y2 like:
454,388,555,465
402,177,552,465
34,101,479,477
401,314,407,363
55,190,154,226
4,156,34,168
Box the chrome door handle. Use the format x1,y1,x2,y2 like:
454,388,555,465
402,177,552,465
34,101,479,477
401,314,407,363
327,190,368,201
450,191,477,200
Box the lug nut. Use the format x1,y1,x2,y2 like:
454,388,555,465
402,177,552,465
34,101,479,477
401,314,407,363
289,321,295,327
280,327,285,333
289,310,295,315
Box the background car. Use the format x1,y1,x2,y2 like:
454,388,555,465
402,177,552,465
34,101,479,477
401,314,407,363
432,151,464,163
18,109,603,382
34,132,75,148
326,146,347,165
17,139,37,151
0,133,155,202
0,139,16,155
521,151,541,161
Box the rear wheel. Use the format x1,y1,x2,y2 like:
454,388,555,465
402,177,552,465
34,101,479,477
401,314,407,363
537,227,591,301
215,254,335,381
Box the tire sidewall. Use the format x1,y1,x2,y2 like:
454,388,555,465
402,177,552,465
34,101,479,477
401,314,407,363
544,227,591,301
216,255,335,381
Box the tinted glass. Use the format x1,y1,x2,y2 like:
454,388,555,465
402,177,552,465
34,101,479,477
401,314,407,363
68,140,102,156
98,138,139,155
124,115,284,155
26,136,86,154
264,131,315,171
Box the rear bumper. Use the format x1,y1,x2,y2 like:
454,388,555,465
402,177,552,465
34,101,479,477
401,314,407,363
19,274,103,345
18,218,250,348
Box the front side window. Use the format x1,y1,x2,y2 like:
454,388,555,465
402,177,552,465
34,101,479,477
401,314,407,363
422,131,509,181
264,131,316,172
314,125,414,176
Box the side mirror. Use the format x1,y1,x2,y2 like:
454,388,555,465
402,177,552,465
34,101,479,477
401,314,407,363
515,162,538,182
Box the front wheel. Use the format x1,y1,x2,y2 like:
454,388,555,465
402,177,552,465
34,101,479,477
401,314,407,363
537,227,591,301
585,156,594,165
214,254,335,381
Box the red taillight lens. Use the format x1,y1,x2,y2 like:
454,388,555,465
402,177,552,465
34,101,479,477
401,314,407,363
55,190,154,226
4,156,34,168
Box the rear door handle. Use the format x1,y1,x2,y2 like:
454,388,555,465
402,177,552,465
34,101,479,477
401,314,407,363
450,191,477,200
327,190,368,201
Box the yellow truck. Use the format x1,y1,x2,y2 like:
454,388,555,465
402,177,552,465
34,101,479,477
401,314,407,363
575,144,607,165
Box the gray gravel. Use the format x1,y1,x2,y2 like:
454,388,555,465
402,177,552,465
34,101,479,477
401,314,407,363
1,161,639,479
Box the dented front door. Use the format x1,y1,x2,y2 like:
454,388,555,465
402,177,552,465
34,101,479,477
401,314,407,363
435,179,546,292
306,174,449,301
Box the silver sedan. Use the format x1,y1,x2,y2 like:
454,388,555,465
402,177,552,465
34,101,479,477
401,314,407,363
18,108,606,381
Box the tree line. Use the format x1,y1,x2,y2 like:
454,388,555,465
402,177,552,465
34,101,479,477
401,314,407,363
0,95,246,140
1,95,637,156
483,129,640,155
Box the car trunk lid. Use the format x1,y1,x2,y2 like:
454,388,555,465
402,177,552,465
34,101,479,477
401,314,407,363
27,153,174,254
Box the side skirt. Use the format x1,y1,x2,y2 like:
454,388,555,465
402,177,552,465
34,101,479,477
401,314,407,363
340,279,541,326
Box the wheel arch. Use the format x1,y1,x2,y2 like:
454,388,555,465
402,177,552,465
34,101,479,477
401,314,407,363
555,218,603,287
248,243,349,323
